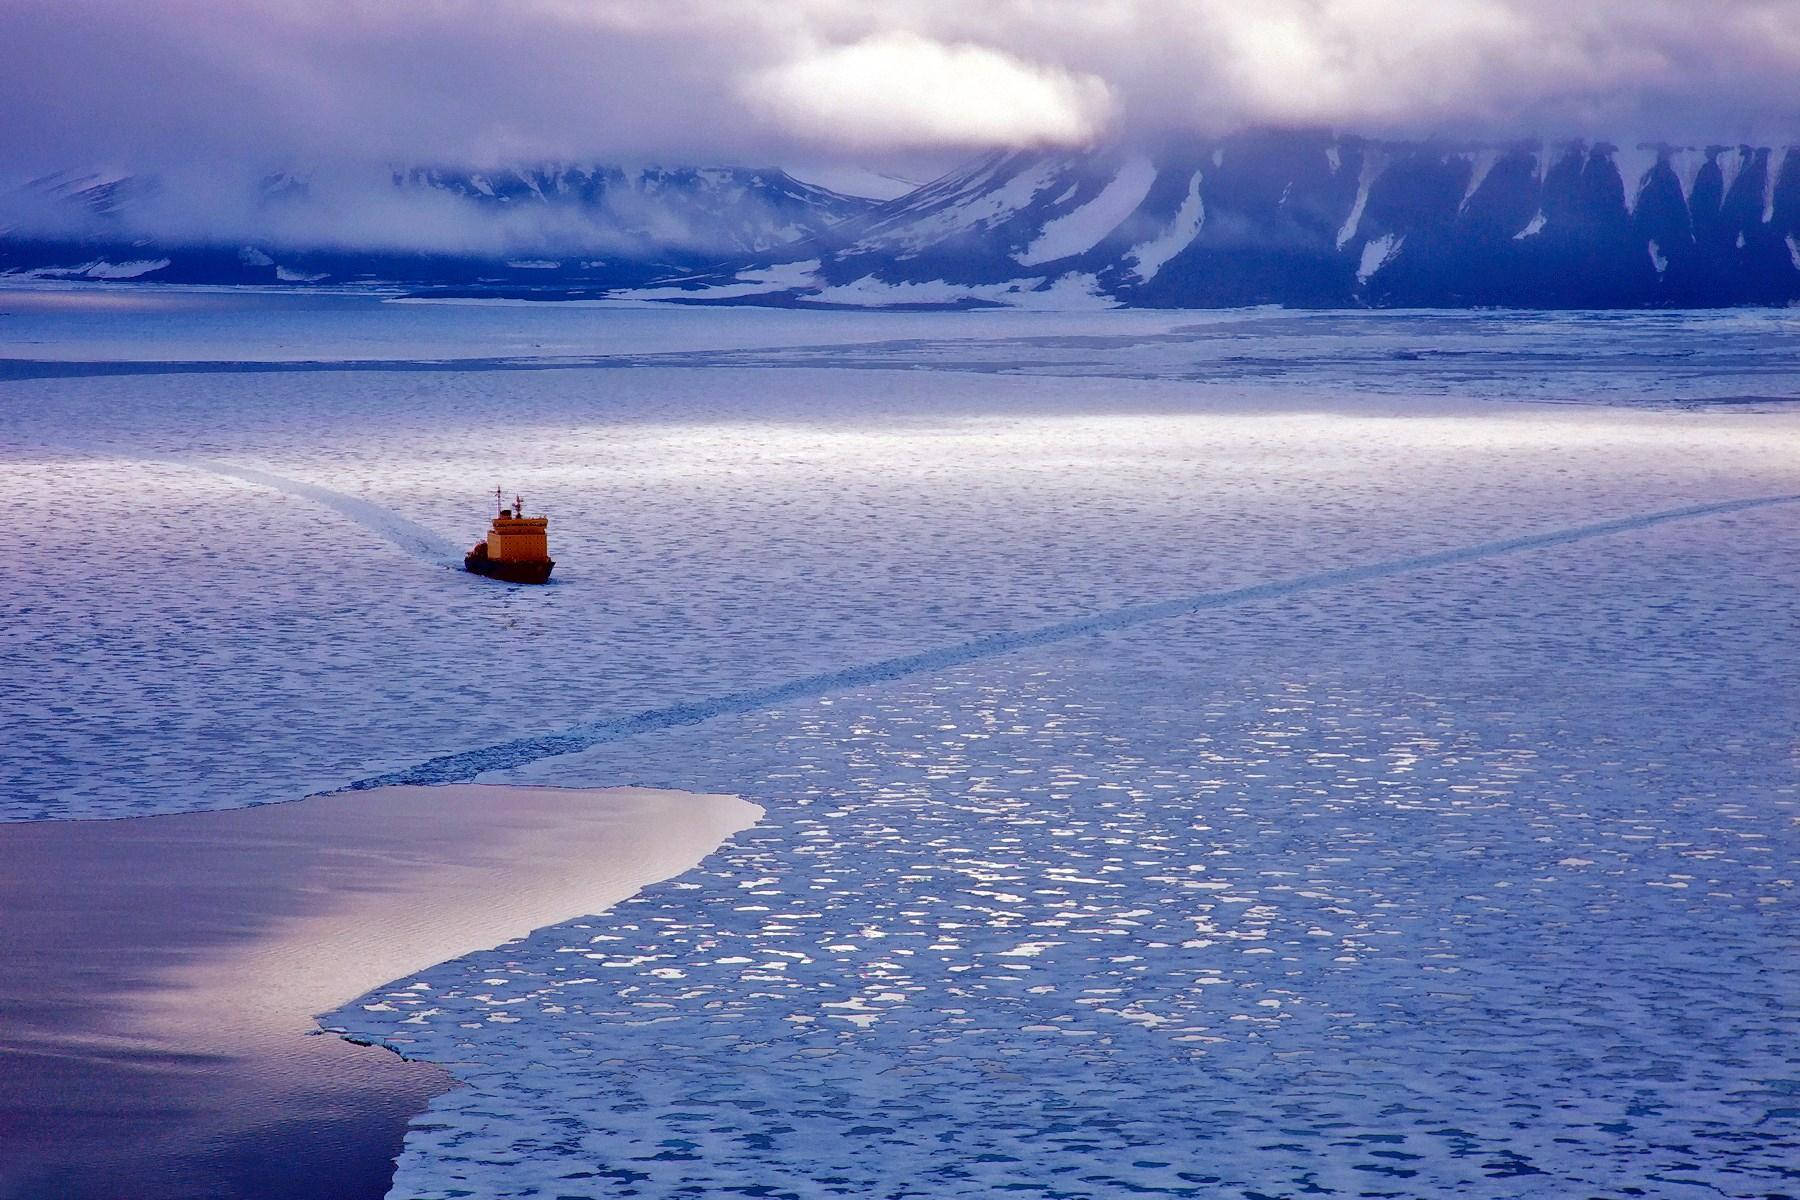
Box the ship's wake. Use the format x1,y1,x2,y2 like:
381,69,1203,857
189,460,463,567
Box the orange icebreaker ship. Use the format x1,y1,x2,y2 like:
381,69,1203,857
466,489,555,584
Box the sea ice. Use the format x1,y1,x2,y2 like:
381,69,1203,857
347,496,1800,1196
3,296,1796,1198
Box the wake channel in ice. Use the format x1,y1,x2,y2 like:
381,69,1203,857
189,460,462,568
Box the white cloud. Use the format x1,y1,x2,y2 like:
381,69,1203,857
746,33,1115,149
0,0,1795,179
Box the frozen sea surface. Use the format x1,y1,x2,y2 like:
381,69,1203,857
4,287,1798,409
3,291,1797,1197
348,507,1800,1199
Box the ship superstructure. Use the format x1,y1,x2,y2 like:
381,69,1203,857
465,489,554,584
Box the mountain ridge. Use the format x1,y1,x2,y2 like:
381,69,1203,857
4,136,1797,307
0,163,876,290
639,134,1800,308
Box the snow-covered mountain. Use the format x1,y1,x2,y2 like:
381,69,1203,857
640,134,1800,308
7,136,1798,306
0,164,877,288
383,164,872,258
6,169,155,224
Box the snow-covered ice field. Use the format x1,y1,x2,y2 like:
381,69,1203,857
3,290,1797,1197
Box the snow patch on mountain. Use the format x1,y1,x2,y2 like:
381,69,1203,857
1337,151,1384,250
810,272,1114,309
1666,148,1711,202
629,259,823,301
783,165,924,201
1357,233,1402,284
854,157,1063,256
1615,145,1662,215
1125,171,1204,282
26,258,172,280
1015,156,1156,266
1718,147,1748,199
1764,148,1787,224
1460,149,1501,212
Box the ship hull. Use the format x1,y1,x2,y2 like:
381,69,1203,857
464,554,554,584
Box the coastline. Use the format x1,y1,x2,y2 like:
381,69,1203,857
0,784,760,1200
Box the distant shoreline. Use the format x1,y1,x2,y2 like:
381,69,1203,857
0,784,760,1200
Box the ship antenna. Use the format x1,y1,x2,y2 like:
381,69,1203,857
515,493,524,516
495,486,503,515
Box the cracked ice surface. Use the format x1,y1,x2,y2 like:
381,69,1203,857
10,343,1796,820
342,512,1800,1198
3,300,1798,1196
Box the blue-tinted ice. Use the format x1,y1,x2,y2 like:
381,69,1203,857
3,297,1796,1197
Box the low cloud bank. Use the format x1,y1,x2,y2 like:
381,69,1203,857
3,0,1794,252
3,163,882,258
2,0,1794,178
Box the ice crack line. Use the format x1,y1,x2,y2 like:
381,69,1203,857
343,493,1800,792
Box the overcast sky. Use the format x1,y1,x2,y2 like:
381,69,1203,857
3,0,1798,179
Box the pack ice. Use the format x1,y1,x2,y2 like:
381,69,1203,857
2,300,1796,1198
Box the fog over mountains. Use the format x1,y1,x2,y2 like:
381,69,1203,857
4,133,1798,307
0,164,878,290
